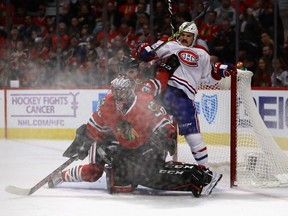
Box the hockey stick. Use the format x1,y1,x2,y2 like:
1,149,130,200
154,0,213,52
5,156,77,196
167,0,176,35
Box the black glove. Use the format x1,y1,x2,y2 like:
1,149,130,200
152,127,177,156
96,139,120,165
158,54,180,76
63,124,95,160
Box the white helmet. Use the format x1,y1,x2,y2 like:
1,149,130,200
177,22,198,47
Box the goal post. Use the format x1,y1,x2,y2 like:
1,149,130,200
175,69,288,188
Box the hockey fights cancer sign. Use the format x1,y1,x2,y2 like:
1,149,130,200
3,89,107,139
0,88,287,145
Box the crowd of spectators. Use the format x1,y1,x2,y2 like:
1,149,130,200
0,0,288,88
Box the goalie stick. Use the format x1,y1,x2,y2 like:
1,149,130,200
5,156,77,196
154,0,213,52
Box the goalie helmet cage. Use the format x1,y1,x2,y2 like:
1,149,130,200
175,70,288,188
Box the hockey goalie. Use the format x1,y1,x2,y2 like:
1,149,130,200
48,75,222,197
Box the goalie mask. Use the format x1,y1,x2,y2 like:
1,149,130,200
177,22,198,47
111,75,136,114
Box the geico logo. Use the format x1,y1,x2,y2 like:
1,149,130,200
254,96,288,130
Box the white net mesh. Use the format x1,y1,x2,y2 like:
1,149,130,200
176,70,288,187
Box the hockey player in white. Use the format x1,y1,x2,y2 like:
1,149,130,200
136,21,236,167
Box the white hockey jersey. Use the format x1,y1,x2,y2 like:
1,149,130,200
151,40,218,100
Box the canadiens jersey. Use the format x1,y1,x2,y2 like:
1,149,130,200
86,92,175,149
151,40,218,100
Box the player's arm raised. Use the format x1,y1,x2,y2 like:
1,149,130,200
211,62,237,81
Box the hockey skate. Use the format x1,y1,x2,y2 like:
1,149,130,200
202,171,222,195
48,172,63,188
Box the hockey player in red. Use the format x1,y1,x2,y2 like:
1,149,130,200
48,75,221,197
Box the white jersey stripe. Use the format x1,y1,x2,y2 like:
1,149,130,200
169,75,197,96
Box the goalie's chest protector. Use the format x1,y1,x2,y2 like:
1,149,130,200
111,92,165,149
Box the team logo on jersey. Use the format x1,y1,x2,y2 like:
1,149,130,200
177,49,199,66
201,94,218,124
116,120,139,140
98,97,105,109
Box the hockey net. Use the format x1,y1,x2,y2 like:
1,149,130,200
175,69,288,187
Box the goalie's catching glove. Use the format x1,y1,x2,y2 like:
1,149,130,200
136,42,156,62
212,62,236,81
151,126,177,156
63,124,95,160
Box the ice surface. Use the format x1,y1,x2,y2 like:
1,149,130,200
1,139,288,216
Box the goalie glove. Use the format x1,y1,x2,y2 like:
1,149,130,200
136,42,156,62
63,124,95,160
97,139,120,165
212,62,236,81
152,126,177,156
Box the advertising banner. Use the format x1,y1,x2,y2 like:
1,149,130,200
3,88,287,142
252,90,288,138
6,89,108,139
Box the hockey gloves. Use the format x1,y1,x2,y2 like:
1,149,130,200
158,54,180,76
63,124,95,160
136,42,156,62
212,62,236,81
152,126,177,156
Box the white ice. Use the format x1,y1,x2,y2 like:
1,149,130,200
1,139,288,216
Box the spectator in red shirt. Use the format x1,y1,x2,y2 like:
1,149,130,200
50,22,71,53
0,1,15,28
29,37,50,62
12,6,27,28
0,28,8,58
117,21,136,50
118,0,137,20
198,10,221,51
32,4,47,29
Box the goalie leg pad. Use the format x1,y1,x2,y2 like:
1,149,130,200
138,161,210,197
105,165,133,194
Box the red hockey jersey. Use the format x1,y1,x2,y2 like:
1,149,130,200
87,92,175,149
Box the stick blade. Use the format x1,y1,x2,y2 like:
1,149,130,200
5,185,32,196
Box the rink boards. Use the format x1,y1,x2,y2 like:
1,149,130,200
0,88,287,150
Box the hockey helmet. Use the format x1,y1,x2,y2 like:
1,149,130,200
118,56,139,73
177,21,198,47
111,75,136,114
